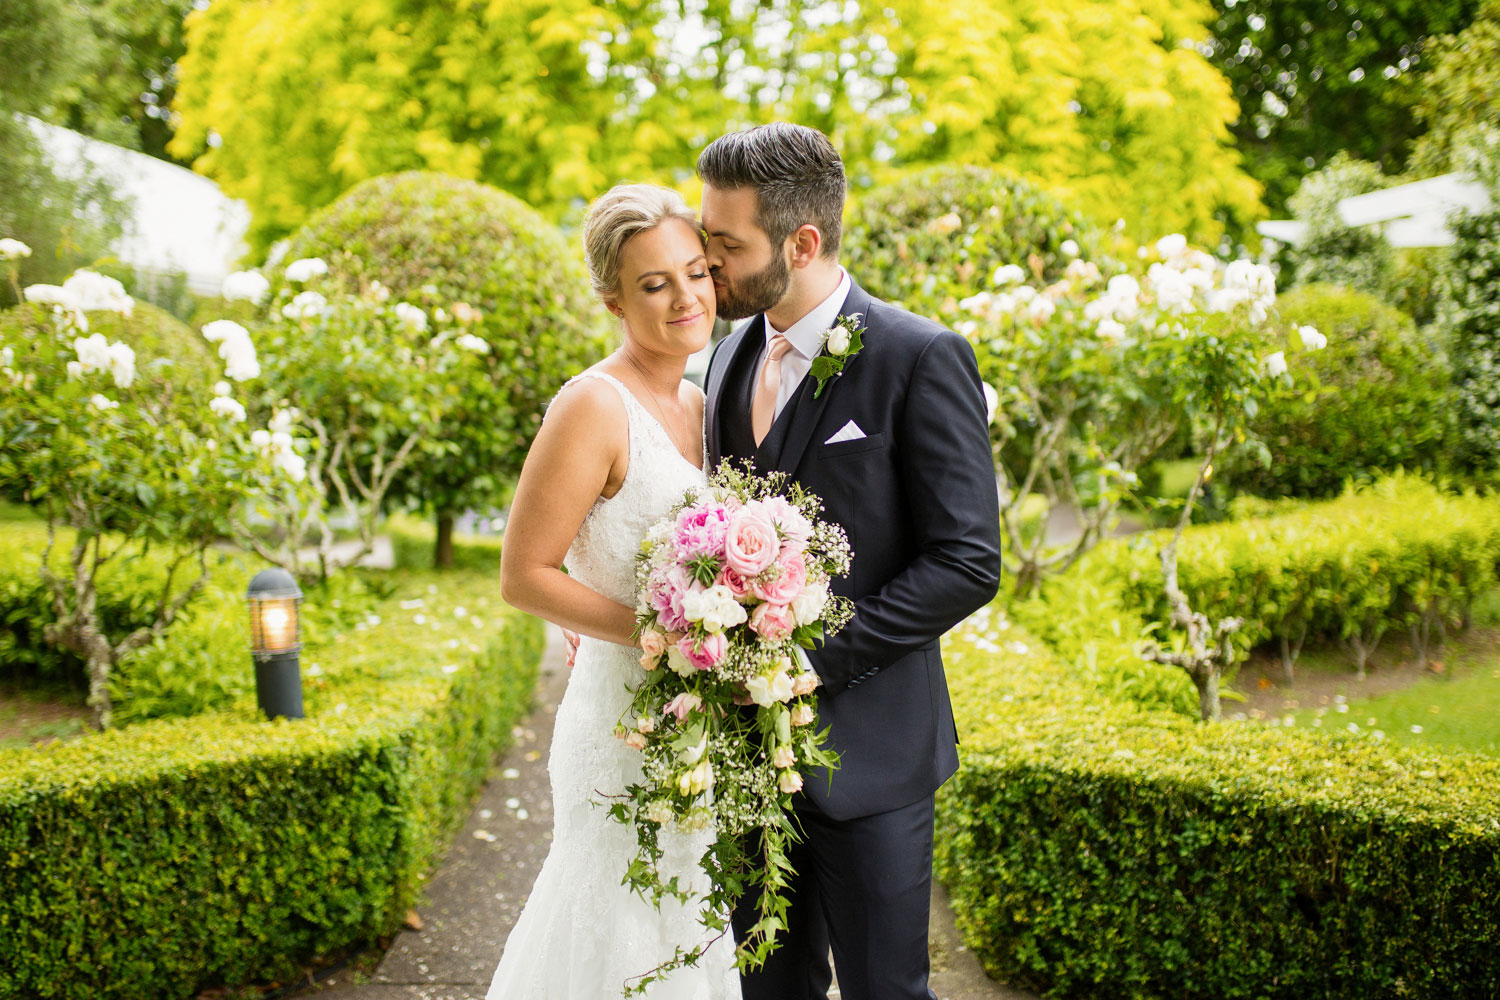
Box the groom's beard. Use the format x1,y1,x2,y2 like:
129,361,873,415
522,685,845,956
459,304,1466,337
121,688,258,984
713,252,791,321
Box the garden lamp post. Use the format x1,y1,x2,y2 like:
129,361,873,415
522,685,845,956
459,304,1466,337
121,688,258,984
247,568,304,720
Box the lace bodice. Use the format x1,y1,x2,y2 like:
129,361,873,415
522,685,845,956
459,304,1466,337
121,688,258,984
486,370,736,1000
561,371,709,608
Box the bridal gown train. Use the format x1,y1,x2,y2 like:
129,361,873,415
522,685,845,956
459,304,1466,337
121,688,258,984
485,372,741,999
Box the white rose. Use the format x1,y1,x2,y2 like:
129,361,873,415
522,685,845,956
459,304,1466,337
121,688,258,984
284,257,328,283
1297,325,1327,350
65,360,83,379
1105,275,1141,301
209,395,247,422
1155,234,1188,260
981,382,999,426
269,408,297,434
749,668,796,707
62,270,133,315
1151,268,1195,313
790,579,830,626
772,744,797,768
456,333,490,353
1264,351,1288,378
221,270,270,304
273,448,307,482
1025,296,1056,322
107,341,136,389
992,264,1026,286
393,302,428,332
72,333,112,372
0,238,32,260
958,292,993,315
213,381,232,397
665,645,695,677
1097,318,1126,341
280,290,327,321
251,429,271,449
1059,239,1080,258
826,326,851,356
22,284,67,306
88,393,119,410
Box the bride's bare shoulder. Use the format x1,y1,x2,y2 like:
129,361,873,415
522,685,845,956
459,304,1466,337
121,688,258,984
546,371,628,427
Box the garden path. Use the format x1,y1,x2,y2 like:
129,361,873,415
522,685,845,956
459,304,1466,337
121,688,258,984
283,626,1036,1000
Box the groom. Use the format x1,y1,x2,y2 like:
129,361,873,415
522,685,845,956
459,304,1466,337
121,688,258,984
700,123,1002,1000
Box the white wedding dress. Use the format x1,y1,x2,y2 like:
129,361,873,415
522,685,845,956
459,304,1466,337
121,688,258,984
486,371,741,999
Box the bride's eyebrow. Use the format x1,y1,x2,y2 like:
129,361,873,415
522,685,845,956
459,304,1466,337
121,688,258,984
635,257,708,282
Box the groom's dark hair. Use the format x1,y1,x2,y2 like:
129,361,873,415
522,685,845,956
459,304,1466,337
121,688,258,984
697,122,846,259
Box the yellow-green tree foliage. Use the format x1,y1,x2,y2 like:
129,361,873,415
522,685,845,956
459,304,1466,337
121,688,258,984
171,0,1262,252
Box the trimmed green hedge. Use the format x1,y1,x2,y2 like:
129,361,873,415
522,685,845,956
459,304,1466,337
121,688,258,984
1088,475,1500,660
0,567,544,999
936,609,1500,999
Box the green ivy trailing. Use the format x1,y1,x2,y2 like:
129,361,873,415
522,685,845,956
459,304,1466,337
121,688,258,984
0,568,544,1000
936,606,1500,999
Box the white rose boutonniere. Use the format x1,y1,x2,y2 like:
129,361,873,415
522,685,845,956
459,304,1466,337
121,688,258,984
810,312,866,398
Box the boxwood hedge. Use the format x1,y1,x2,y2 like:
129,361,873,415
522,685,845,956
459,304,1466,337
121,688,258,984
0,562,544,999
936,605,1500,999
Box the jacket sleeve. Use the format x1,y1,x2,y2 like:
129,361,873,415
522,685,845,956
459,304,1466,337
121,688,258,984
808,329,1003,693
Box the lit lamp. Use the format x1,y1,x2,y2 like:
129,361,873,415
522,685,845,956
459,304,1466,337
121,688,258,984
247,567,304,720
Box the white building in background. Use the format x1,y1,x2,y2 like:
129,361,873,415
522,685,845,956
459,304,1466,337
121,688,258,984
27,116,250,296
1258,172,1493,249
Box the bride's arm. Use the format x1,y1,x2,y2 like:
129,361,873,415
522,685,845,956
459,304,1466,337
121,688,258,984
500,379,638,646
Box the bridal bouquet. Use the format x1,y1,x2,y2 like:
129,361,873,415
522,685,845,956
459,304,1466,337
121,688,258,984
610,461,853,993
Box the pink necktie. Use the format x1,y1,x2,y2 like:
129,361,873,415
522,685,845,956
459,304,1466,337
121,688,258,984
751,334,793,446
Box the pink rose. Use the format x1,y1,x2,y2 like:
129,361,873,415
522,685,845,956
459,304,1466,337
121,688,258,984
792,671,820,696
624,731,647,751
678,632,727,670
777,770,804,794
790,704,815,727
664,692,703,721
724,504,780,576
638,629,666,670
761,495,812,545
753,549,808,605
716,564,754,599
749,602,795,642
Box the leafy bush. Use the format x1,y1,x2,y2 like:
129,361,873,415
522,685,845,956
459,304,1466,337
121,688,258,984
936,619,1500,999
843,164,1111,318
1221,285,1455,498
277,171,613,559
1445,210,1500,470
1285,153,1395,297
0,566,544,999
1087,476,1500,672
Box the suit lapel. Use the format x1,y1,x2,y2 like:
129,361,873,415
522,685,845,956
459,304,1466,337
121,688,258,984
705,317,766,466
772,281,872,476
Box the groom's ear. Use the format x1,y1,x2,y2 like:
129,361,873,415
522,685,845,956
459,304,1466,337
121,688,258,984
788,223,823,269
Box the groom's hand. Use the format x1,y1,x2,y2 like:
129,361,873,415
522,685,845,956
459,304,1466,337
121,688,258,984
563,628,580,668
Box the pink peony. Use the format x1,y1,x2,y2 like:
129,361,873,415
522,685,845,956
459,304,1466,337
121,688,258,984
664,692,703,721
724,503,780,576
673,502,733,558
678,631,728,670
749,602,795,642
648,565,692,632
754,549,808,605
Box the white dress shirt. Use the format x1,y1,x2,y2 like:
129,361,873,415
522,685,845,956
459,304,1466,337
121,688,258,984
756,268,852,420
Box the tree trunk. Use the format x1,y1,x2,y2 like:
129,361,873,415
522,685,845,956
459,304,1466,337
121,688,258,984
1012,561,1043,599
435,511,455,570
1195,669,1221,723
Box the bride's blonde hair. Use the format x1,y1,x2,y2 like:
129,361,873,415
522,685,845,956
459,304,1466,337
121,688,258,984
582,184,703,301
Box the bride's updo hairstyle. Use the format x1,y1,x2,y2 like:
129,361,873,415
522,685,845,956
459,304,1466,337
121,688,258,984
582,184,703,301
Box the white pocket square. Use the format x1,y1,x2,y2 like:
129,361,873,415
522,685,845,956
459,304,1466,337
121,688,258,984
824,420,867,445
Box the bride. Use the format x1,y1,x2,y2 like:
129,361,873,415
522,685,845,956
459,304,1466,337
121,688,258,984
491,184,741,998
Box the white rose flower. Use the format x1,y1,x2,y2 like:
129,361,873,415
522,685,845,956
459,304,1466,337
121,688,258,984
73,333,112,372
281,290,328,321
107,341,136,389
790,579,830,626
221,270,270,304
1155,234,1188,260
283,257,328,283
455,333,490,353
393,302,428,332
772,744,797,769
214,381,232,397
992,264,1026,286
89,393,119,410
1151,267,1195,313
251,429,271,448
1181,266,1215,292
222,343,261,382
645,800,675,825
209,395,247,422
1097,318,1127,341
62,270,133,315
1297,325,1328,350
826,325,851,356
273,449,307,482
1264,351,1288,378
1059,239,1080,258
0,238,32,260
1025,296,1056,322
22,284,67,306
269,408,297,434
981,382,999,426
665,645,695,677
1105,274,1141,301
202,319,250,345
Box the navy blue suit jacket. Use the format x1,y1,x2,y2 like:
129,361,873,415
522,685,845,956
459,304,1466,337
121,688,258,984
704,278,1002,821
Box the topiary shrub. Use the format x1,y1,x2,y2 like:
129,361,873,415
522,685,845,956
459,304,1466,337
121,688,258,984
1221,284,1455,498
277,171,614,565
843,164,1111,317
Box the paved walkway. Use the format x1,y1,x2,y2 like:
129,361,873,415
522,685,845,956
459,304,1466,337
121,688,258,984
287,627,1035,1000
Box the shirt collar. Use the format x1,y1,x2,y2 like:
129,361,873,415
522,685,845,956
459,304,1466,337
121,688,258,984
764,268,852,359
